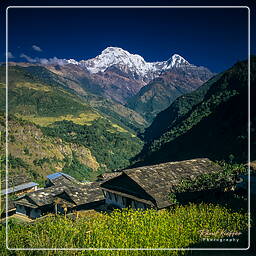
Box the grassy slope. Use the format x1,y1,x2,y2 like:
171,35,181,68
143,73,223,142
0,65,143,182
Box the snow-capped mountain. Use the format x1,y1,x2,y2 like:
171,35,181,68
67,47,194,82
29,46,213,105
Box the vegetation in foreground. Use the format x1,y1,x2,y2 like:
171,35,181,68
0,203,248,255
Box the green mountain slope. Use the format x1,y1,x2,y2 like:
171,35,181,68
127,67,213,122
1,64,148,131
0,65,143,181
0,114,100,184
143,73,223,142
135,57,255,165
44,63,149,130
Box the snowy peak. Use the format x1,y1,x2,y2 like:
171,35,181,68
169,54,190,67
67,59,79,65
101,47,138,58
66,47,195,81
80,46,148,75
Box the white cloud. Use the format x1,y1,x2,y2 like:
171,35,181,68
32,45,43,52
20,53,67,66
47,57,67,65
20,53,37,63
6,51,15,58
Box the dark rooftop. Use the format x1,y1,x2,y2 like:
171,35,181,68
15,181,104,208
1,174,31,190
102,158,223,209
97,172,122,181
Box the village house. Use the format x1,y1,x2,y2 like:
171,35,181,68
1,175,39,218
14,174,105,219
45,172,79,187
100,158,224,210
1,182,39,196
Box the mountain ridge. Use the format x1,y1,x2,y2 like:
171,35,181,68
73,47,194,81
134,57,255,165
127,65,214,121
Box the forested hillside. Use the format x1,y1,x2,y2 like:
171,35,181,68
135,57,255,165
0,65,143,183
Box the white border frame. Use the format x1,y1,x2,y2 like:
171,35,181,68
5,5,251,252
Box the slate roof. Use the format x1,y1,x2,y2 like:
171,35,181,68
15,181,104,208
101,158,223,209
1,182,39,195
20,185,66,206
1,199,16,213
97,172,122,181
46,172,79,186
48,175,75,187
64,182,104,205
47,172,76,181
1,174,31,190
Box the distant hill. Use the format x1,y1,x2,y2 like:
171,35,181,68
127,66,213,122
135,57,255,165
0,114,143,184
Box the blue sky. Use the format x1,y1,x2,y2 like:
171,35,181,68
2,3,253,73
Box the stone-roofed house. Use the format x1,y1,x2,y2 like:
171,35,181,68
14,175,105,219
1,175,39,218
1,182,39,196
45,172,78,187
101,158,223,210
1,173,38,196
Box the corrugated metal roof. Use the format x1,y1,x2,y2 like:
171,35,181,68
1,182,38,195
46,172,74,181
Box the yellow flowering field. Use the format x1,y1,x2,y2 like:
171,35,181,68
0,203,248,256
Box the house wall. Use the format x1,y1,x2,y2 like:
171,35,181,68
131,200,148,209
16,204,27,215
29,208,41,219
105,191,125,208
104,191,149,209
16,204,41,219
